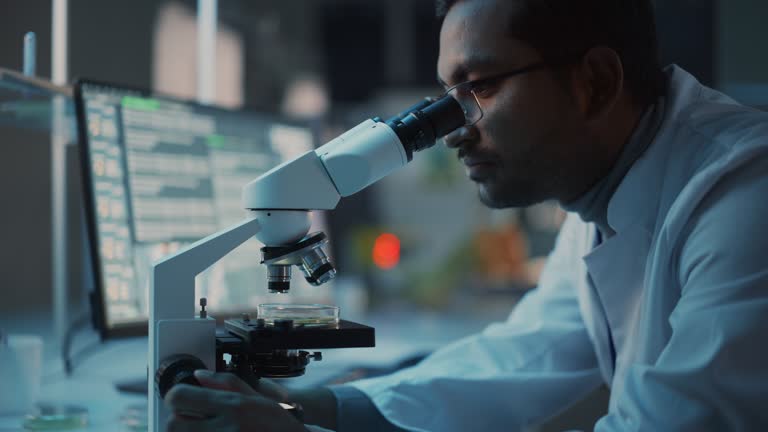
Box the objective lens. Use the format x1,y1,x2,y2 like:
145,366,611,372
299,247,337,286
267,265,292,293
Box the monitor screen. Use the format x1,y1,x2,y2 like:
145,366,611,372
75,80,333,338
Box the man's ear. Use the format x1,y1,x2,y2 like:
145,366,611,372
570,46,624,121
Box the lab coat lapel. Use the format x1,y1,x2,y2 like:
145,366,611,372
583,226,651,377
575,227,615,384
578,125,661,384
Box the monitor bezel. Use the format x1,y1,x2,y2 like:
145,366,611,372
74,78,321,340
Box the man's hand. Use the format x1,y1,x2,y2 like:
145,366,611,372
164,370,307,432
205,370,291,403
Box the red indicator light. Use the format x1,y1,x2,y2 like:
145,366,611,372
373,233,400,270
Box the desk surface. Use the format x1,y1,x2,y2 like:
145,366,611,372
0,308,510,431
0,337,147,431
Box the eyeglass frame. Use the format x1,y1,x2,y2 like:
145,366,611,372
441,61,559,126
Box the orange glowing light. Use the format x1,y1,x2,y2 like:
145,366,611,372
372,233,401,269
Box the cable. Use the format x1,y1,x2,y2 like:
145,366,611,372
60,313,95,376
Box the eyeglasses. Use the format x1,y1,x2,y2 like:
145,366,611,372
441,61,552,126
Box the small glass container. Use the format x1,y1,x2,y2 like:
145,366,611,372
23,403,89,430
257,304,340,328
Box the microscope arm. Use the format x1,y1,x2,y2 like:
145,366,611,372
149,216,261,432
150,216,261,322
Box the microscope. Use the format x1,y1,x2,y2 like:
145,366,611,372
148,95,467,430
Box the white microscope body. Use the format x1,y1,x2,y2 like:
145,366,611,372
149,97,465,431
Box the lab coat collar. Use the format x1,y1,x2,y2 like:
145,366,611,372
606,65,697,234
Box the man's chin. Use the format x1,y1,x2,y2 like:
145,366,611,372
477,183,543,209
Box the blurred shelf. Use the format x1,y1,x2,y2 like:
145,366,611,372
0,67,76,139
720,82,768,111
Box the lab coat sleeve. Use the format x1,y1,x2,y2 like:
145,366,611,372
329,384,407,432
596,155,768,431
349,214,603,432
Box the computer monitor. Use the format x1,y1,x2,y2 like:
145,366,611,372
75,80,333,339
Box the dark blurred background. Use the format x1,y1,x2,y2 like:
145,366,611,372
2,0,767,314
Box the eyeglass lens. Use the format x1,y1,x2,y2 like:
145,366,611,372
445,87,483,126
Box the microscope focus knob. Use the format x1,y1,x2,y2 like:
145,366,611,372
155,354,207,399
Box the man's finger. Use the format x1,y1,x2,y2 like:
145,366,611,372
165,383,245,416
246,377,291,402
193,370,257,395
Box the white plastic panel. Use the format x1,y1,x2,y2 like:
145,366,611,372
318,122,407,197
242,151,341,210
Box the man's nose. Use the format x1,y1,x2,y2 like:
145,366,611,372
443,125,477,149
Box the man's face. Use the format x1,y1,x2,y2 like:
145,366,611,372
438,0,599,208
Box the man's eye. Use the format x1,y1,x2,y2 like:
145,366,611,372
470,81,495,97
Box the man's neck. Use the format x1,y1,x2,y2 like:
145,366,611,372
563,99,662,238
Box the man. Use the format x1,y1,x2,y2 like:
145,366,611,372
165,0,768,430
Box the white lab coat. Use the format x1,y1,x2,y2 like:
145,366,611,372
350,66,768,431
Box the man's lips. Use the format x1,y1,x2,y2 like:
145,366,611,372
457,147,495,166
462,158,496,167
461,157,497,180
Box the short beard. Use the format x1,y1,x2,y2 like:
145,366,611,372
477,183,544,209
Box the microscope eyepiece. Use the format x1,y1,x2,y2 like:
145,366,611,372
386,96,465,159
421,96,468,138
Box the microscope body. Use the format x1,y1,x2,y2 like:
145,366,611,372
149,96,466,431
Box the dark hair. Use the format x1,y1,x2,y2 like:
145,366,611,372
436,0,666,106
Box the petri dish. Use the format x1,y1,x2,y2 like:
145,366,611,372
258,304,340,327
23,403,88,430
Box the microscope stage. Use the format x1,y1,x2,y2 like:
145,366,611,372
218,319,375,352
